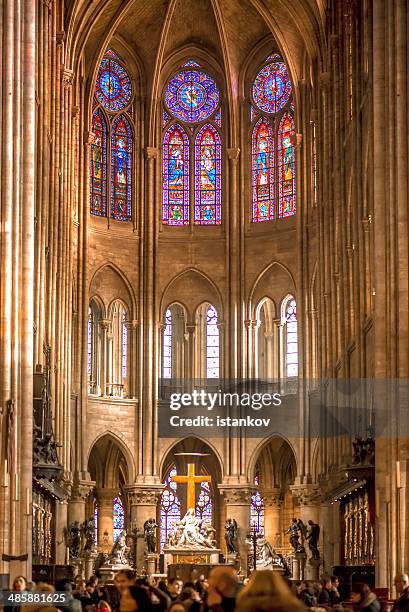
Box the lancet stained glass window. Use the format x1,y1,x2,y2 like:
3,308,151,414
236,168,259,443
91,53,134,221
251,54,296,222
93,498,98,545
206,305,220,378
195,480,213,524
122,312,127,379
90,110,108,216
194,125,221,225
162,308,172,378
252,119,274,222
113,496,125,542
283,296,298,377
163,125,190,225
110,115,132,220
278,113,296,217
160,466,181,550
250,474,265,535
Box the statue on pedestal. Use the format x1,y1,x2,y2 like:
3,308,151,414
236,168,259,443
110,530,130,566
285,518,306,554
65,521,82,559
225,518,238,554
306,520,320,559
144,518,158,553
82,518,97,554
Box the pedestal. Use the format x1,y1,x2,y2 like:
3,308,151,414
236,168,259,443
306,557,321,580
84,551,98,580
70,558,84,579
146,553,158,576
292,552,307,580
226,553,240,569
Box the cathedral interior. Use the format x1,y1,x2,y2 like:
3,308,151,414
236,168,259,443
1,0,408,596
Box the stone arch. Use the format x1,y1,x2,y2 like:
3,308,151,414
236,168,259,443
161,268,223,322
249,261,296,319
248,434,298,485
87,431,135,486
90,262,136,318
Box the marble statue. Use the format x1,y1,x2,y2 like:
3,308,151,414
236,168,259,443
225,518,238,554
109,530,130,566
168,508,216,549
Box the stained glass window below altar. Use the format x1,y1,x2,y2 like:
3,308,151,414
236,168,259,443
250,474,264,535
160,466,181,550
113,496,125,543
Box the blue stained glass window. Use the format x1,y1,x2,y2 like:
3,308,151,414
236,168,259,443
165,70,220,124
94,498,98,545
110,115,132,221
90,110,108,217
113,496,125,542
95,59,132,112
162,308,172,378
250,473,264,535
163,124,190,225
122,311,127,379
194,124,221,225
160,466,181,550
195,480,213,525
253,60,292,114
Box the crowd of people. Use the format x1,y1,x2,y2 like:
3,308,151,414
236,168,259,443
4,569,409,612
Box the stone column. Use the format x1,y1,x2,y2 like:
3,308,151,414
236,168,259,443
68,479,94,529
262,488,283,546
55,499,69,564
220,485,253,575
127,485,164,570
99,319,111,397
185,324,197,379
125,320,138,398
95,488,118,552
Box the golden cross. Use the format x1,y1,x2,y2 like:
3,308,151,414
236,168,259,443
171,463,211,510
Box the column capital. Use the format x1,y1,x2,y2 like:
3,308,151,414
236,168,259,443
145,147,159,160
99,319,111,330
262,487,284,507
227,147,240,162
290,484,323,506
71,479,95,502
62,68,74,89
124,319,139,331
95,487,119,506
126,485,164,506
185,324,197,336
219,484,255,505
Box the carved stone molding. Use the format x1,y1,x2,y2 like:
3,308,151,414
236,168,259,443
291,485,323,506
127,485,164,506
71,479,95,502
227,147,240,163
262,488,284,507
62,68,74,90
219,485,255,505
145,147,159,160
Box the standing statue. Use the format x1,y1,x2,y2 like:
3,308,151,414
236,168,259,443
82,518,96,553
65,521,82,559
225,518,238,554
144,518,158,553
285,518,305,554
306,520,320,559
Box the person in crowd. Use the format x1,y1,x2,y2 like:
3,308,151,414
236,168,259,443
204,567,239,612
350,583,380,612
317,577,333,607
168,603,186,612
73,578,87,600
96,602,112,612
330,577,341,605
393,575,409,612
168,579,184,603
236,570,305,612
125,586,153,612
194,577,207,600
4,576,28,612
179,586,201,612
114,569,137,612
297,581,316,608
55,579,81,612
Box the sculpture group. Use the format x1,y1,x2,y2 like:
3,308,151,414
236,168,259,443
166,508,217,549
285,518,320,559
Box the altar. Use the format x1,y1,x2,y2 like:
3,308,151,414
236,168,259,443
163,547,221,573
